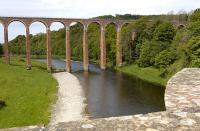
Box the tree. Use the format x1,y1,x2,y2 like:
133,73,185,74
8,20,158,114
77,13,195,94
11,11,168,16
153,22,176,43
138,40,163,67
155,49,177,68
189,8,200,22
187,36,200,67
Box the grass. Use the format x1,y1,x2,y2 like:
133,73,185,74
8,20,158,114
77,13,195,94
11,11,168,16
117,64,169,86
0,57,58,129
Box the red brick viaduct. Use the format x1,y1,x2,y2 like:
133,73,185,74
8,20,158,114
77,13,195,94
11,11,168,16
0,16,186,72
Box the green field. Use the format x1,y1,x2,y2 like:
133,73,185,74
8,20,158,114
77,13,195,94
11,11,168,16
0,57,57,128
117,64,169,86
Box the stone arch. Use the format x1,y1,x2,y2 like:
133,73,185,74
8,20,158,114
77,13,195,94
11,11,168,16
49,21,66,61
50,21,65,28
7,19,26,28
120,22,132,29
105,22,118,29
87,21,101,66
29,21,47,34
30,20,48,29
69,21,84,62
87,21,102,28
50,21,65,31
7,20,26,58
120,22,135,64
29,21,47,58
69,21,85,27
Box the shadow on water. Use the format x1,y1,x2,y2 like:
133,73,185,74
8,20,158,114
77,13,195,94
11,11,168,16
38,59,166,118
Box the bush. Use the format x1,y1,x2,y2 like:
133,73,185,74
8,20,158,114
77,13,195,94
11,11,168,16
155,49,177,68
138,40,163,67
191,59,200,67
189,8,200,23
153,22,176,43
188,36,200,67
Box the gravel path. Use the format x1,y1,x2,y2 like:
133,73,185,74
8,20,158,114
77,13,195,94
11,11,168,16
49,72,87,125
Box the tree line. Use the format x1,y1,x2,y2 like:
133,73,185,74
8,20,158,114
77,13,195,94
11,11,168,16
2,9,200,77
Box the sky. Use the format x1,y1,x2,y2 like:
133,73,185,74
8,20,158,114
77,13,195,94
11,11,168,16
0,0,200,43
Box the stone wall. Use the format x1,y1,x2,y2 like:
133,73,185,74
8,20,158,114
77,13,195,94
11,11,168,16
1,68,200,131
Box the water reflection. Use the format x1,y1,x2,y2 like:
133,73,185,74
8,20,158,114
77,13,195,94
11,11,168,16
37,59,166,118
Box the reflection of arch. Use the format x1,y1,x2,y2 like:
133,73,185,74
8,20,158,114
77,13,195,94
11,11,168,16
30,20,48,29
8,19,26,27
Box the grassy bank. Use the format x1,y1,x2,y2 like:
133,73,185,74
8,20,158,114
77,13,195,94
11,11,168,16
0,57,57,128
117,64,169,86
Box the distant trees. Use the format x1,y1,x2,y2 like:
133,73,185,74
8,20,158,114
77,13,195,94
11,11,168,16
8,10,200,76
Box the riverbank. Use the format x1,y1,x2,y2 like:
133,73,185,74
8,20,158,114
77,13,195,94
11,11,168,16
50,72,87,125
117,64,169,86
0,57,57,128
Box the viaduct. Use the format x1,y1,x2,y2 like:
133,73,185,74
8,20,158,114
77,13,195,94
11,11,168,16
0,17,186,72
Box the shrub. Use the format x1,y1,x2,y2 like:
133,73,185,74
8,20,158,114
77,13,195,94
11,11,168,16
155,49,177,68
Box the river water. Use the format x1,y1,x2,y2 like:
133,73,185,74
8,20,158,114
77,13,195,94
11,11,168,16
38,59,165,118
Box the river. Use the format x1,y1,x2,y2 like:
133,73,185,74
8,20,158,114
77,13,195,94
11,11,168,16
37,59,165,119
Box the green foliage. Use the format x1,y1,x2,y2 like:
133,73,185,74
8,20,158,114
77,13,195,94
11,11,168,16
9,35,26,55
70,23,83,60
121,23,135,62
153,22,175,43
8,12,200,80
189,8,200,22
117,64,168,86
105,24,117,67
138,40,164,67
88,23,100,63
187,36,200,67
155,49,177,68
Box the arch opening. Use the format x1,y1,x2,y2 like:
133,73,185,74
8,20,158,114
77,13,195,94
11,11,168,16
8,21,26,60
70,21,84,61
29,22,47,59
121,22,135,63
105,22,117,67
87,22,101,66
50,22,65,62
69,21,84,71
